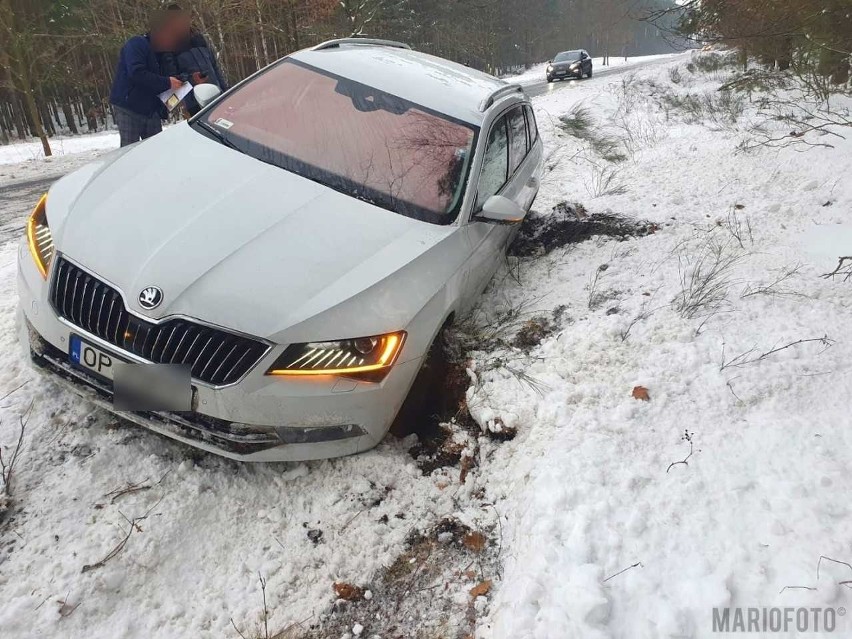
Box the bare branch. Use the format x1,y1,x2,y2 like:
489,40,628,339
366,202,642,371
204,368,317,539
821,257,852,282
81,496,164,573
603,561,643,583
667,430,697,473
720,335,834,371
1,401,33,498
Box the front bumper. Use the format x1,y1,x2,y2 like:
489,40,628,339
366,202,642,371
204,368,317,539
549,70,583,79
17,246,423,462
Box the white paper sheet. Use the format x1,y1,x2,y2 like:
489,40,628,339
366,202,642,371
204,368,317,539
159,82,193,112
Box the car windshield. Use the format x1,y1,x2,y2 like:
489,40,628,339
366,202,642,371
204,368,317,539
554,51,582,62
195,59,478,225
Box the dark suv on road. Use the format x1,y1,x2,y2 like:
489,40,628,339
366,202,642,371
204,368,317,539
546,50,592,82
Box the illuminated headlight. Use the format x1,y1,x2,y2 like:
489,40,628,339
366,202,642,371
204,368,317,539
547,65,554,72
26,194,54,278
266,331,406,382
570,63,580,70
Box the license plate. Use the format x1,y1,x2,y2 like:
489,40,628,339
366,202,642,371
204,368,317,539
68,336,191,410
69,335,120,381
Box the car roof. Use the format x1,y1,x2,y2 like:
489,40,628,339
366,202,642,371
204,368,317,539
290,44,513,126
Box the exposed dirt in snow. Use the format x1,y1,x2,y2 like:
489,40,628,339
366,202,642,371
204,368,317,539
510,201,660,258
301,516,501,639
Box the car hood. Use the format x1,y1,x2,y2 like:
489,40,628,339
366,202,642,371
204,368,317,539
552,60,581,69
48,124,464,344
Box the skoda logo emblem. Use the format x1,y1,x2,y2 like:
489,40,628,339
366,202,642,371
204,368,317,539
139,286,164,310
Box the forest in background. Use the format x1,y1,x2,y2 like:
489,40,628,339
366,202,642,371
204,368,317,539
0,0,679,153
652,0,851,85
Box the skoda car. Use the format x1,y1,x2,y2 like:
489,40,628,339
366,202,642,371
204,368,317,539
18,38,543,462
546,50,593,82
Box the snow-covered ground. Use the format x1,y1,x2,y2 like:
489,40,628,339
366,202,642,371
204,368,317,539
0,131,119,167
475,54,852,638
2,51,852,638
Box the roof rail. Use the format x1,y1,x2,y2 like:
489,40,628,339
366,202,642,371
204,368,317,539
312,38,412,52
479,84,524,112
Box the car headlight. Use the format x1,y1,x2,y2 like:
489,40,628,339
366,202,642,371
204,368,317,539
26,194,53,278
266,331,406,382
547,65,553,72
570,63,580,70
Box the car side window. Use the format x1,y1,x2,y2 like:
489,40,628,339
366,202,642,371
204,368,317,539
525,106,538,147
476,116,509,210
508,107,528,175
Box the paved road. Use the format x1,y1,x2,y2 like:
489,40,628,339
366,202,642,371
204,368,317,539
522,54,680,98
0,175,59,247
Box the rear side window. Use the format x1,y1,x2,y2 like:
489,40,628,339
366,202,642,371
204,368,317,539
476,116,509,209
525,106,538,146
508,107,528,174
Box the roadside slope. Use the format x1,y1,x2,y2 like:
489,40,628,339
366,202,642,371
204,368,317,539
474,53,852,638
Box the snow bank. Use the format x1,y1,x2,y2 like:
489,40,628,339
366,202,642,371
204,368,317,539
475,54,852,638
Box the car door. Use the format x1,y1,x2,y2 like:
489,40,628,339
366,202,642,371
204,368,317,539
501,104,540,233
462,105,540,307
582,51,592,75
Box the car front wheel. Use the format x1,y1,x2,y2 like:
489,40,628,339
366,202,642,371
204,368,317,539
390,324,453,439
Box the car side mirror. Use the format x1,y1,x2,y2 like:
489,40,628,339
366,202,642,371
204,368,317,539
477,195,526,224
193,84,222,108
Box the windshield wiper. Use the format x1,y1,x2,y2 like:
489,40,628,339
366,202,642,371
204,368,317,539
196,120,240,151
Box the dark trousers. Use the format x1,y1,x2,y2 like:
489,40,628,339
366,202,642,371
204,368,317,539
114,105,163,147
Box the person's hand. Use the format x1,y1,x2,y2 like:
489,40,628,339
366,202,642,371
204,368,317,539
169,77,183,90
191,72,208,85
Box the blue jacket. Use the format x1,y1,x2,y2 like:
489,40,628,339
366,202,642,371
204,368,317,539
158,32,229,115
110,35,171,118
159,32,229,91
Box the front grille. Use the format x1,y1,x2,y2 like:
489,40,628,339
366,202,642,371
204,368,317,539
50,257,268,386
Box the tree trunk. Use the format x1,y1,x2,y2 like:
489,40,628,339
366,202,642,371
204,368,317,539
62,99,79,134
0,102,9,144
256,0,271,66
1,0,51,155
19,76,51,155
289,5,300,51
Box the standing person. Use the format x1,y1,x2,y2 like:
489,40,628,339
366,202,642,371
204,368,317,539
110,11,182,147
159,4,229,115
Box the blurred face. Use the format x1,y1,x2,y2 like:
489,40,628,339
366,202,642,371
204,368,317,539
150,28,174,51
150,12,189,51
170,13,192,43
